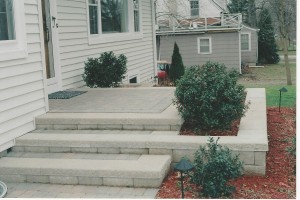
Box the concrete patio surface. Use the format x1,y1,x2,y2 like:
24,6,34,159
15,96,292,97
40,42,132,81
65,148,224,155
49,87,175,113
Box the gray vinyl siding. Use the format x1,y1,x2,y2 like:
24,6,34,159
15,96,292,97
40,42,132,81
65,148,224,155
159,32,240,71
56,0,156,90
241,26,259,64
0,0,47,151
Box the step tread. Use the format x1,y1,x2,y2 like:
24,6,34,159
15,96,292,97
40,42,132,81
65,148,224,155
0,155,171,178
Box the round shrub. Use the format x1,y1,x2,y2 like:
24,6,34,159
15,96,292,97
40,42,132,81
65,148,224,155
174,61,248,131
192,137,243,198
82,51,127,88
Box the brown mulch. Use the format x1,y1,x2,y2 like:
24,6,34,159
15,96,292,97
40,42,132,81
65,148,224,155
180,119,240,136
156,107,296,199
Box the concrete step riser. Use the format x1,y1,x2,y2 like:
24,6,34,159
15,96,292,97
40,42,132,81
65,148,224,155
36,124,181,131
12,146,150,155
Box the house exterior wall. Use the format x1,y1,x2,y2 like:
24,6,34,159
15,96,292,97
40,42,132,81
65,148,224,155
159,32,240,71
156,0,225,22
56,0,156,90
241,26,259,65
0,0,48,152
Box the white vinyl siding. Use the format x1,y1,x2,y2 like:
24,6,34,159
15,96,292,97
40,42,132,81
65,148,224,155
0,0,47,151
57,0,155,89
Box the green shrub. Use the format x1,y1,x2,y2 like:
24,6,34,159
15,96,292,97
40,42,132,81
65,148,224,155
174,62,248,131
82,51,127,88
286,136,296,174
169,42,185,84
192,137,243,198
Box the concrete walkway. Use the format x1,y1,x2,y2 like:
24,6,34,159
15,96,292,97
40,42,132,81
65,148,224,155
5,182,158,198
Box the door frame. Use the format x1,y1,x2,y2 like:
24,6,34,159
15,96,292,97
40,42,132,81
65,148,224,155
41,0,62,94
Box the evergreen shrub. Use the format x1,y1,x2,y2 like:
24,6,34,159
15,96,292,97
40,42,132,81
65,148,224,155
82,51,127,88
174,61,248,131
169,42,185,84
192,137,243,198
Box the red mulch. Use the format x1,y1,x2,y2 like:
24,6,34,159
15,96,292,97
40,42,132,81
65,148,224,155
180,119,240,136
156,107,296,199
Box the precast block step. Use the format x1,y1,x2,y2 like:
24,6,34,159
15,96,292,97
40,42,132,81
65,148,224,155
0,155,171,188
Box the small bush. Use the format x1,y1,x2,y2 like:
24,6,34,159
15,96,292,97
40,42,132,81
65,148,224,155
192,137,243,198
174,61,248,131
82,51,127,88
169,42,185,84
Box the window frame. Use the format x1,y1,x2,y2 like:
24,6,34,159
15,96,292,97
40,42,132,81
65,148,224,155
0,0,27,61
241,32,251,51
197,37,212,54
190,0,199,18
87,0,143,45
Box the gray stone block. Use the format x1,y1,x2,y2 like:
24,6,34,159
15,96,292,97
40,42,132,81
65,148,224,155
123,125,144,130
50,147,71,153
255,151,266,166
98,124,123,130
235,151,254,165
244,165,266,176
26,175,50,183
98,147,120,154
0,174,26,182
134,178,162,188
53,124,78,130
170,125,181,131
173,149,196,162
49,176,79,185
78,177,103,186
144,125,170,131
103,177,133,187
78,124,99,130
120,148,149,154
36,125,54,130
71,147,98,153
12,146,25,152
24,146,50,153
149,149,173,156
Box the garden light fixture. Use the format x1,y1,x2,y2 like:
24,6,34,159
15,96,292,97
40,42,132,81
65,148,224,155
174,158,194,199
279,87,288,112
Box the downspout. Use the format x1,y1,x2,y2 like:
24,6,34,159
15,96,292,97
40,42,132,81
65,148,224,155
151,0,158,80
238,30,242,74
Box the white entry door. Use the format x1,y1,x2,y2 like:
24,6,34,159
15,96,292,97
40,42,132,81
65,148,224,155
41,0,61,94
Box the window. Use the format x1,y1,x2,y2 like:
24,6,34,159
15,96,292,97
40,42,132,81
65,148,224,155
0,0,27,61
241,33,251,51
190,0,199,17
89,0,98,34
101,0,128,33
87,0,142,44
133,0,139,32
198,37,211,54
0,0,15,40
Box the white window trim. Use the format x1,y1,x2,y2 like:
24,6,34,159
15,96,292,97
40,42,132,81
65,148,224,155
197,37,212,54
241,32,251,52
0,0,27,61
86,0,143,45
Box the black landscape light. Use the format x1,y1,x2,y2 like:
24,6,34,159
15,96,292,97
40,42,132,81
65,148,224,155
279,87,288,112
174,158,194,199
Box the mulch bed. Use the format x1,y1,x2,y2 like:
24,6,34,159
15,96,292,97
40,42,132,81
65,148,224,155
156,107,296,199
